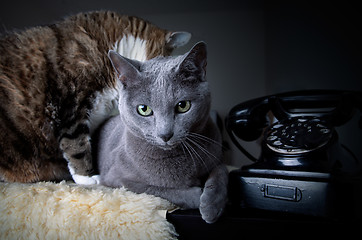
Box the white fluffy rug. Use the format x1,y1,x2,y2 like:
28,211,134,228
0,181,178,240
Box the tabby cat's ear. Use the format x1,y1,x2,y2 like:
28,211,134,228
178,41,207,81
166,32,191,49
108,50,141,86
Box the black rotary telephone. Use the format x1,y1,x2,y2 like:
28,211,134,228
226,90,362,218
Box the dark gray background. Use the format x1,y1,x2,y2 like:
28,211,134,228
1,0,361,166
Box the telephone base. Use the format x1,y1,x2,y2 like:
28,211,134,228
229,167,362,219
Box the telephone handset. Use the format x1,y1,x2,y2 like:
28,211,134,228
226,90,362,218
226,90,362,165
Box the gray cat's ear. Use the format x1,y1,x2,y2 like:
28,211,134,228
165,32,191,49
178,41,207,81
108,50,141,86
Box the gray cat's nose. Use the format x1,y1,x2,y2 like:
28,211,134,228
159,132,174,142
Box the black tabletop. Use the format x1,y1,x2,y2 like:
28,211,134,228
167,205,362,240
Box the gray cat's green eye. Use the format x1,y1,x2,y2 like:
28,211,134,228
137,105,153,116
176,101,191,113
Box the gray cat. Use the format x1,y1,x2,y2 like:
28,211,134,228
96,42,228,223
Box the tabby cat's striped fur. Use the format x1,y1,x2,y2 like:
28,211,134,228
0,11,190,183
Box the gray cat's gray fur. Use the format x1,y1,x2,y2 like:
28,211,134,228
96,42,228,223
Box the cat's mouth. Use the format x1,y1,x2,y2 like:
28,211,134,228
147,138,181,151
157,142,180,151
142,134,182,151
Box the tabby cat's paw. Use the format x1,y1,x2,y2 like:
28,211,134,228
72,174,100,185
91,175,101,184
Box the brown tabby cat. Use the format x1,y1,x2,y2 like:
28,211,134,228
0,11,191,184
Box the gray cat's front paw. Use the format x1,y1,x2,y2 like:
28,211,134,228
199,183,227,224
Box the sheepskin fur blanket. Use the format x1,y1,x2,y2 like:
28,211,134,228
0,181,178,240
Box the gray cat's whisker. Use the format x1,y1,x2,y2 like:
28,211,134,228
186,136,220,165
181,141,197,170
184,140,203,167
185,138,212,172
188,132,224,149
184,140,202,163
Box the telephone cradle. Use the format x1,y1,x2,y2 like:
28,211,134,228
226,90,362,219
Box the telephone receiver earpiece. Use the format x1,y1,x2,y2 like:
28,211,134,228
225,97,270,162
225,97,270,142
